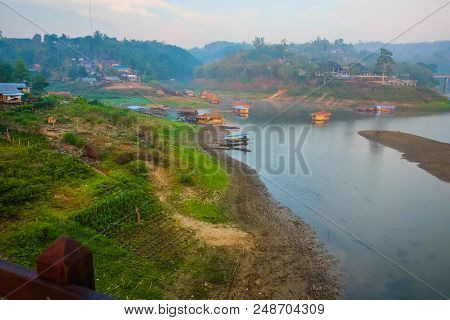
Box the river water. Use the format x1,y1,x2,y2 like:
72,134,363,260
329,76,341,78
224,102,450,299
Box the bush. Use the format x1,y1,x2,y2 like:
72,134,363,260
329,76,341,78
116,152,135,165
61,132,86,148
72,189,159,235
82,143,100,160
41,151,92,180
126,160,148,177
32,98,56,109
0,178,44,215
178,172,195,186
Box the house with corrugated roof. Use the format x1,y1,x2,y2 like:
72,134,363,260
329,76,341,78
80,77,97,85
0,83,29,104
104,76,121,83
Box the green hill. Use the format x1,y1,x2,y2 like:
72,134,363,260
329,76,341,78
0,32,200,80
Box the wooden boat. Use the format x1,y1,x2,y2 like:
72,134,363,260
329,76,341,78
224,133,250,142
232,105,250,114
196,112,226,125
374,105,396,113
311,111,332,122
356,106,376,113
220,140,249,147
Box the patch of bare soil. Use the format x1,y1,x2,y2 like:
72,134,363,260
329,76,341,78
359,130,450,183
199,126,340,299
267,89,287,101
103,82,156,95
174,214,253,249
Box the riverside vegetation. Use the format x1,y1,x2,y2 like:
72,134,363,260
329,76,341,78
0,96,234,299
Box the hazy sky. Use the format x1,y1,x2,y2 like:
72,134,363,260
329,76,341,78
1,0,449,48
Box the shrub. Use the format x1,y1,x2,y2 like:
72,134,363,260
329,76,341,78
126,160,148,177
116,152,135,165
61,132,86,148
178,172,195,186
82,143,100,160
41,151,92,180
0,178,44,215
32,98,56,109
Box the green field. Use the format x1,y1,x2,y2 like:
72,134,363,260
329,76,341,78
0,97,234,299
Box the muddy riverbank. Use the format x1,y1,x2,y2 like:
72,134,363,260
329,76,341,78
359,130,450,183
199,126,340,299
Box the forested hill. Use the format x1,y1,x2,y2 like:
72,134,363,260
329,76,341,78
194,38,440,88
354,41,450,74
190,41,252,63
0,32,200,80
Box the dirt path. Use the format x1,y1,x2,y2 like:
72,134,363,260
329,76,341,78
199,126,340,299
359,130,450,183
266,89,287,101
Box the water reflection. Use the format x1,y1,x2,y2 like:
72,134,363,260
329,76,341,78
225,101,450,299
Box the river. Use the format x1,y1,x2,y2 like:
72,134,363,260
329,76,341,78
224,101,450,299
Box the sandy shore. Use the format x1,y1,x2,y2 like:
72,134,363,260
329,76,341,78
199,126,340,299
359,130,450,183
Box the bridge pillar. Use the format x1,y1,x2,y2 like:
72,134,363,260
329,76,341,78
444,77,448,94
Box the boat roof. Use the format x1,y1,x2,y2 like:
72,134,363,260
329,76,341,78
232,101,252,107
178,108,198,113
224,133,251,138
375,105,396,109
1,92,24,96
127,105,145,110
233,105,249,110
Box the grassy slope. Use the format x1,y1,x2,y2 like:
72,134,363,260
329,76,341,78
0,97,234,299
287,82,450,108
47,82,213,109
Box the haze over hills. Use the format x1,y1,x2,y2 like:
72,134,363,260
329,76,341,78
192,39,450,73
189,41,252,64
353,41,450,74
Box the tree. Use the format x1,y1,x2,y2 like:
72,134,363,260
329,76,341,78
375,48,395,79
68,65,88,80
31,74,49,94
32,33,42,42
43,33,58,44
252,37,265,50
0,60,13,82
349,63,367,75
12,58,29,81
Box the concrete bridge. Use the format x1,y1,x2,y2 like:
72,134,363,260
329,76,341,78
433,75,450,94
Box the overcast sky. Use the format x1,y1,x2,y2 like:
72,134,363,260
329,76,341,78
1,0,449,48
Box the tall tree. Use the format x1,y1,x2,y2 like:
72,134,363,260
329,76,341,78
252,37,265,50
30,74,49,94
375,48,395,80
32,33,42,42
0,60,13,82
12,58,29,81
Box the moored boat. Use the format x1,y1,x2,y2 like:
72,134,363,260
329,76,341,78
232,105,250,114
311,111,332,122
374,104,396,113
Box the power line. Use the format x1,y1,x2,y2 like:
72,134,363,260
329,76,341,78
89,0,93,35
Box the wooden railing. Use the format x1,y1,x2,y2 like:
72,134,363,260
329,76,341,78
0,235,111,300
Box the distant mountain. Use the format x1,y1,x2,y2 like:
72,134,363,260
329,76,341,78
353,41,450,74
190,41,252,64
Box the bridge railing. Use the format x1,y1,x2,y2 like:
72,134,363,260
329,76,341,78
0,235,112,300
